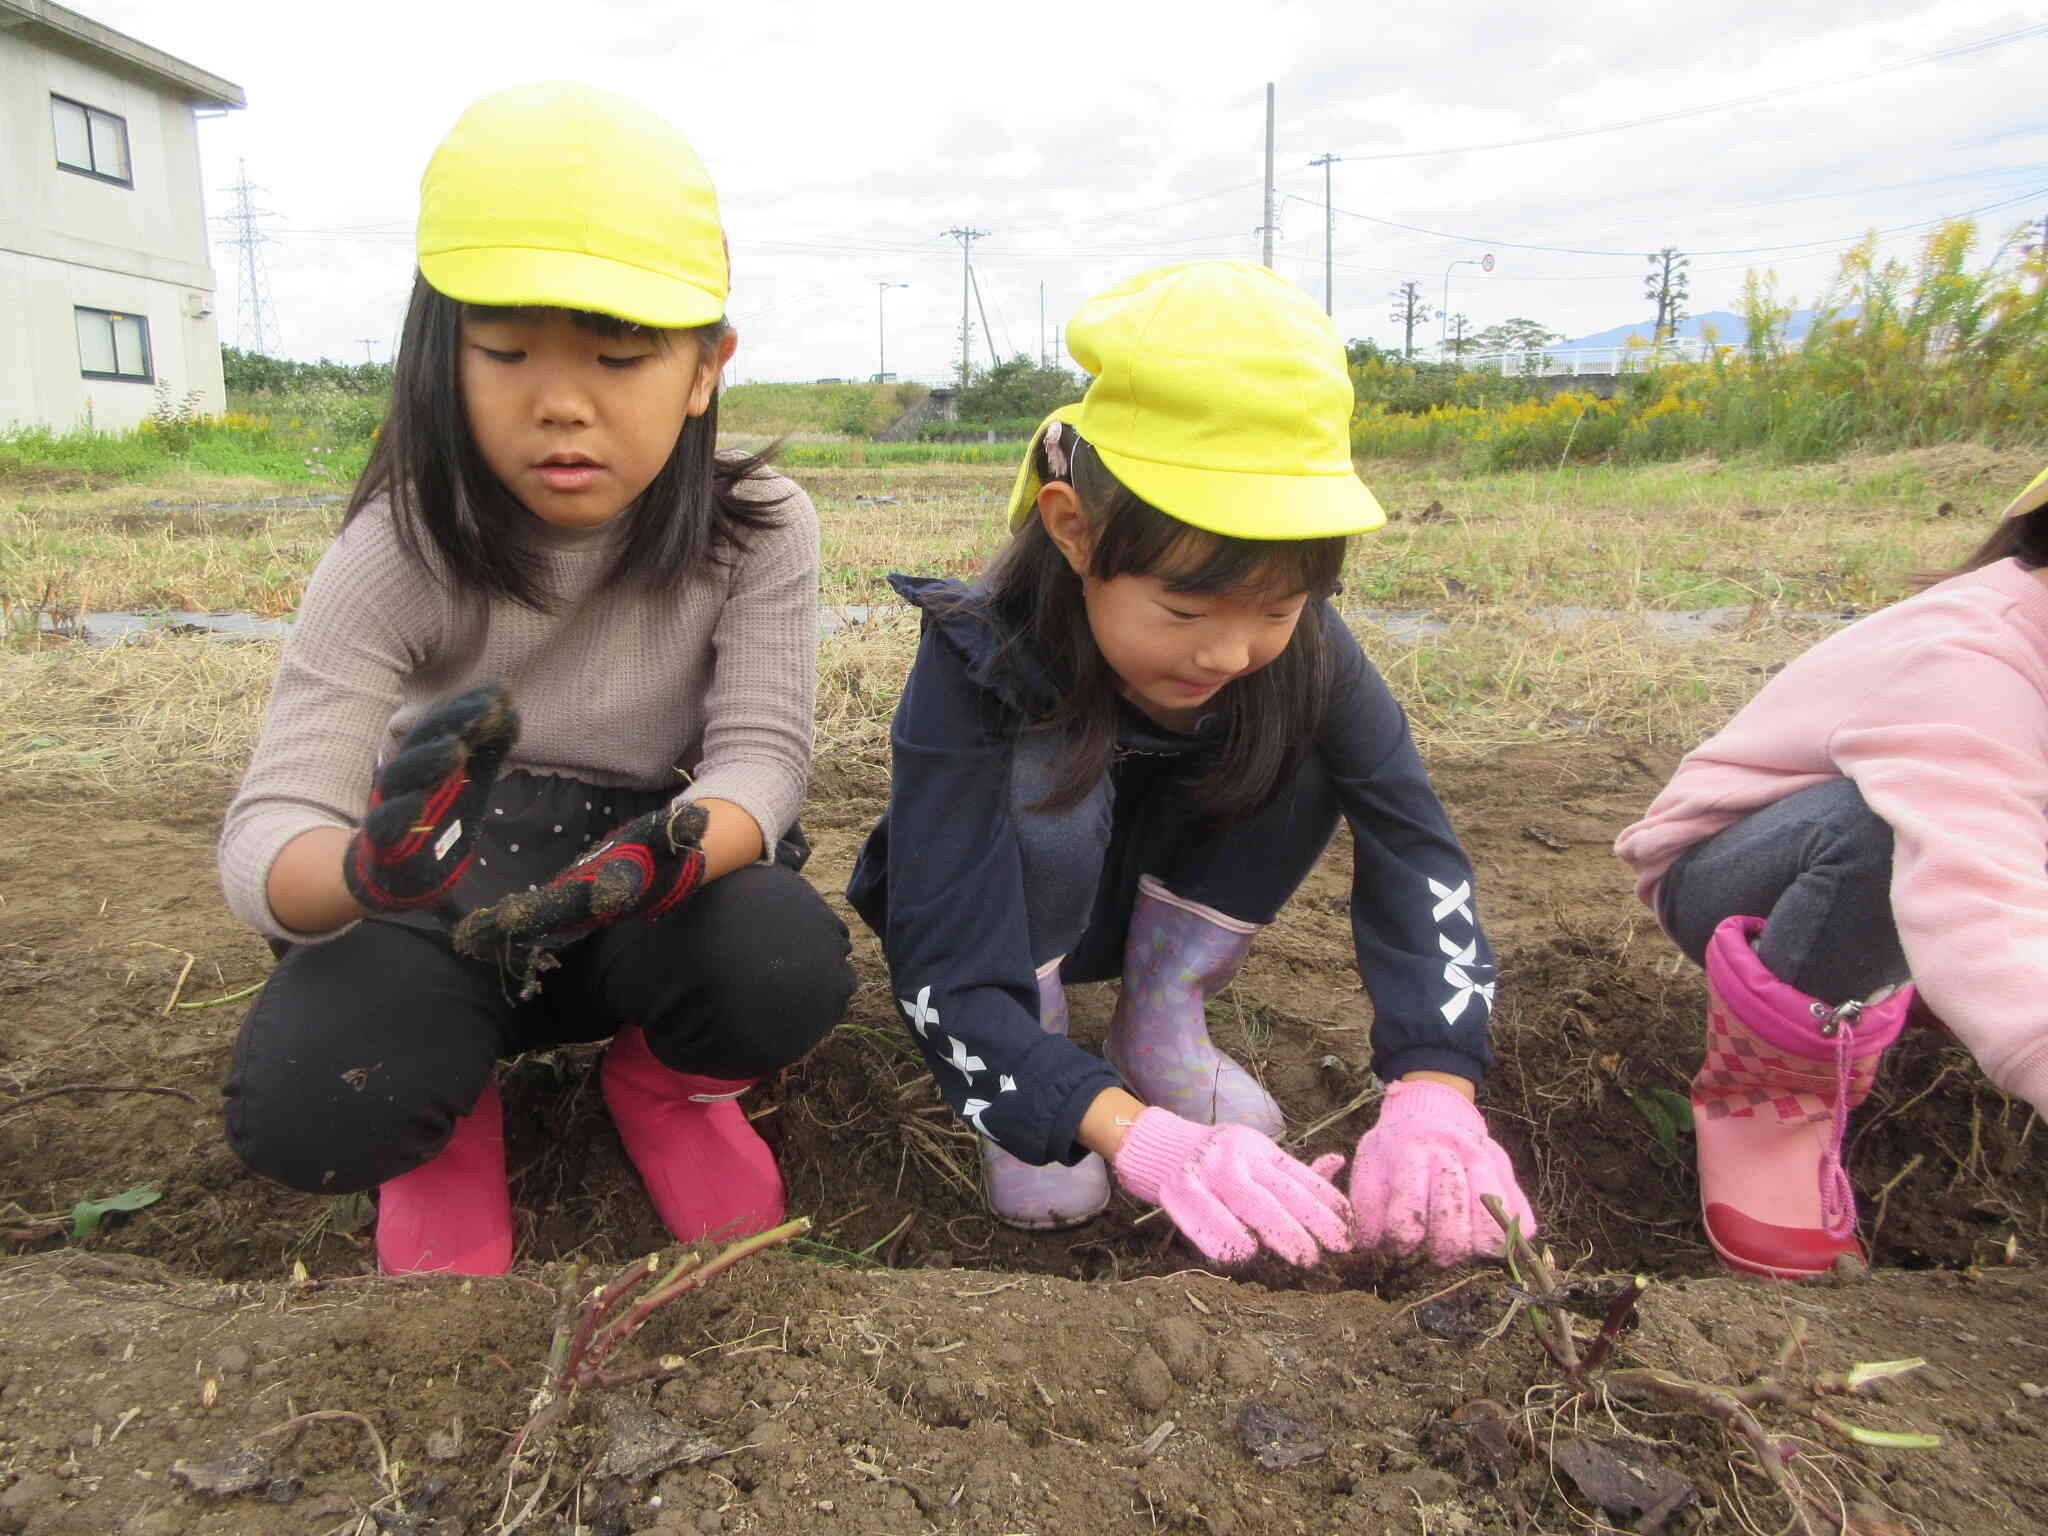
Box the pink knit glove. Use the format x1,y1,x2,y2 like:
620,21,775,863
1349,1081,1536,1266
1111,1107,1352,1267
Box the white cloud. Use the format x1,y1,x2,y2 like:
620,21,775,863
83,0,2048,376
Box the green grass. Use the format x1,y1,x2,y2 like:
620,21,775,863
778,440,1024,467
719,380,925,438
0,411,371,489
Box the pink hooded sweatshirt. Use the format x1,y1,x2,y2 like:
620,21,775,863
1615,558,2048,1117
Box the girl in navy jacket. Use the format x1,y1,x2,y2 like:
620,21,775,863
849,262,1534,1267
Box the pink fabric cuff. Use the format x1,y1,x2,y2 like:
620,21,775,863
1376,1079,1485,1137
1110,1107,1204,1205
1706,914,1910,1057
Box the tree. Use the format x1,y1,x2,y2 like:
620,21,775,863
955,354,1084,421
1645,247,1692,343
1388,282,1432,360
1443,313,1476,358
1469,318,1564,354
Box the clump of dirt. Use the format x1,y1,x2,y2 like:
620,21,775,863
3,740,2044,1533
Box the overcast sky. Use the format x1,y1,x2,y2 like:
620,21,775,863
82,0,2048,383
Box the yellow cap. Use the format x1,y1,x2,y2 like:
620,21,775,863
417,82,726,329
2001,466,2048,521
1007,261,1384,539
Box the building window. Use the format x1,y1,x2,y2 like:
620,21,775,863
76,307,152,382
52,95,132,186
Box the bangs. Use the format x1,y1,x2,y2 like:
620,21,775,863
460,303,677,347
1090,482,1346,600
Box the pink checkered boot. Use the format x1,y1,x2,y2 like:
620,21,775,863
1694,915,1912,1280
982,957,1111,1230
1104,877,1283,1137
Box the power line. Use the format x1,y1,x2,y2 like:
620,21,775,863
1290,183,2048,262
1332,23,2048,164
1006,179,1263,237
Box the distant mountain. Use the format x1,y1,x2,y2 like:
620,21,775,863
1562,308,1821,350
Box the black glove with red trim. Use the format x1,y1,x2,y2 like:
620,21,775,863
452,800,709,963
342,684,520,914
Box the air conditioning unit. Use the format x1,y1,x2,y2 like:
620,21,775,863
182,290,214,319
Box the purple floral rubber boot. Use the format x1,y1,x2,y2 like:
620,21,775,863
981,957,1112,1230
1104,876,1284,1137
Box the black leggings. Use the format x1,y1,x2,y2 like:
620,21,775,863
223,862,854,1194
1656,778,1906,1003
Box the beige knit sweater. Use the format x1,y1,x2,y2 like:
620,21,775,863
218,475,819,942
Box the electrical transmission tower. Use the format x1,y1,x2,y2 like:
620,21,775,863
941,227,989,388
216,159,279,355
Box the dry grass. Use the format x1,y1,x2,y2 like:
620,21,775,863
0,636,274,807
0,594,1840,828
6,444,2037,628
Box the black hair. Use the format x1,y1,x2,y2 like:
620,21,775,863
970,429,1349,822
1913,499,2048,589
344,270,786,610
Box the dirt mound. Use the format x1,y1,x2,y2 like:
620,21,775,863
3,741,2043,1533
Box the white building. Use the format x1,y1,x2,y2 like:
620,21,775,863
0,0,242,433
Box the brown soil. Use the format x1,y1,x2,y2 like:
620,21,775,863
3,736,2044,1534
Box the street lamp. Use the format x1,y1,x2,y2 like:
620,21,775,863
1440,253,1495,360
876,282,909,382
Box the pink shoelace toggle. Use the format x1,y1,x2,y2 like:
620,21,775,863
1817,1015,1856,1239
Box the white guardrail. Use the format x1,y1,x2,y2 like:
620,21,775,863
1457,338,1715,377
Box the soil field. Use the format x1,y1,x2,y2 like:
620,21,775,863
3,455,2047,1534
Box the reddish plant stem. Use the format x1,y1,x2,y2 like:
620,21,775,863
560,1254,662,1383
577,1221,806,1383
1578,1275,1649,1376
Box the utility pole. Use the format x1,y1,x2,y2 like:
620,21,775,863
876,282,908,382
356,338,378,364
941,227,988,388
215,159,278,355
1309,153,1340,315
1039,281,1046,367
1259,83,1277,269
967,264,998,369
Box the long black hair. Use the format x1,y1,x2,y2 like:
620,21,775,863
972,429,1349,822
345,271,786,610
1914,499,2048,589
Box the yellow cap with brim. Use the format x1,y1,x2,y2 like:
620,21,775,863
417,82,726,329
1007,261,1384,539
2001,466,2048,521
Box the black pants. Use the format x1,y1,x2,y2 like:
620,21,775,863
224,862,855,1194
1656,777,1905,1003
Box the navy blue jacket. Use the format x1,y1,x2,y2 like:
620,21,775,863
847,577,1497,1166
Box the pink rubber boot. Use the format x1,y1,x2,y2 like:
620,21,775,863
1694,915,1911,1280
376,1080,513,1276
981,957,1111,1230
601,1025,784,1244
1104,876,1284,1137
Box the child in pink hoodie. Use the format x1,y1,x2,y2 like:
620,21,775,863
1616,469,2048,1280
